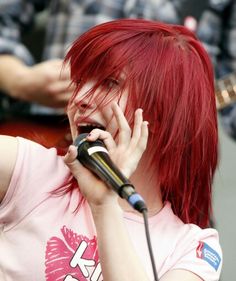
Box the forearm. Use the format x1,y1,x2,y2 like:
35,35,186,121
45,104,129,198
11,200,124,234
0,55,29,98
91,203,150,281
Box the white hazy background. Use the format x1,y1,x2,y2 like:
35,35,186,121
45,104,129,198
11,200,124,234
213,118,236,280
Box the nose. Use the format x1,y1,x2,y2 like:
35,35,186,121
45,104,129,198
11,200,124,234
73,95,97,113
73,82,97,112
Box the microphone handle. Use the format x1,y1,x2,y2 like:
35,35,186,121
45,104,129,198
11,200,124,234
77,141,130,196
75,135,147,212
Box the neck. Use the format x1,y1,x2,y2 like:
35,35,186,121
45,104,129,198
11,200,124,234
119,163,163,217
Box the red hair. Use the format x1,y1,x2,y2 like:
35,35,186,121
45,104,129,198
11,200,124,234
65,19,218,228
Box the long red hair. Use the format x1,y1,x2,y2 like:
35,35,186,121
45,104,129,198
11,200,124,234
64,19,218,228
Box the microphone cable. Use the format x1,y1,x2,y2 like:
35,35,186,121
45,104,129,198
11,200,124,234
142,208,159,281
74,133,159,280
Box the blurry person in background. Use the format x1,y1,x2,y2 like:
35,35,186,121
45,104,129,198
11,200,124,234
197,0,236,141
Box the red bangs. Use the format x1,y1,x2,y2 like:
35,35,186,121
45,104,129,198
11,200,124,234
64,19,218,228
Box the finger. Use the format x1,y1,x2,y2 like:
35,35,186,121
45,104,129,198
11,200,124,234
49,92,72,108
60,65,71,80
50,59,64,65
57,92,73,103
130,108,143,147
111,102,131,145
63,145,78,165
86,129,116,152
127,121,149,174
137,121,149,152
64,145,91,180
48,80,74,95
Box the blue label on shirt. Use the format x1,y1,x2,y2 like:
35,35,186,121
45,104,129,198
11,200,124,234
196,241,221,271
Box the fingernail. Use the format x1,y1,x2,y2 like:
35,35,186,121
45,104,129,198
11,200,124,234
68,144,75,152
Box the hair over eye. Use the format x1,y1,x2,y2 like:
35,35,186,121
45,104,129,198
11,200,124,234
103,77,120,89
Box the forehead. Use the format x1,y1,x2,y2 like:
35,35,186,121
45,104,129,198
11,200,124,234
71,72,129,104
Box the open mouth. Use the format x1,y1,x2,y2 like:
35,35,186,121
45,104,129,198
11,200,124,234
78,124,106,135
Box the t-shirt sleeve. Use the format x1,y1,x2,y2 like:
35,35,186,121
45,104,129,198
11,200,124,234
170,226,222,281
0,137,70,227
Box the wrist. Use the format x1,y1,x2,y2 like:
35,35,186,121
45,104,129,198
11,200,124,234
90,200,123,220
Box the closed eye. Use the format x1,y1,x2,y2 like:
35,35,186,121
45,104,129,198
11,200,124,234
104,77,120,89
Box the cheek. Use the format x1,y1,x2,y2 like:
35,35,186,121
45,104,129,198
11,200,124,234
67,107,75,124
101,105,113,123
67,107,77,138
118,90,128,112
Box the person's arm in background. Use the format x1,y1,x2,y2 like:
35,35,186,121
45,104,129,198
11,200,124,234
197,0,236,141
0,55,72,108
0,0,73,109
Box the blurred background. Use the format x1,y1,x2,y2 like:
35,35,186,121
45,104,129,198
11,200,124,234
184,1,236,280
183,2,236,280
213,121,236,281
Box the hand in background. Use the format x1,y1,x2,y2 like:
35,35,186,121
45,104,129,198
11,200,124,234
0,56,75,108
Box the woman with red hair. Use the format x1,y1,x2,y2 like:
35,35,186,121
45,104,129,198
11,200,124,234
0,19,222,280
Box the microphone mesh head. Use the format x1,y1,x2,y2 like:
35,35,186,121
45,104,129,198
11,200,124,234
73,133,88,147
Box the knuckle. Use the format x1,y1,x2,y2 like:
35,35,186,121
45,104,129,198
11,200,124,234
45,84,56,95
91,128,105,134
90,129,112,139
122,126,131,136
139,140,147,151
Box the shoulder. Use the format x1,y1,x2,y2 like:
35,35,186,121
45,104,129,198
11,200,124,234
15,136,69,182
171,224,222,281
0,137,71,226
153,202,222,280
169,203,222,280
16,136,61,163
1,136,70,203
163,201,221,260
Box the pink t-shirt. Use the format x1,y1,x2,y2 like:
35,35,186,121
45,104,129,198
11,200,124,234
0,137,222,281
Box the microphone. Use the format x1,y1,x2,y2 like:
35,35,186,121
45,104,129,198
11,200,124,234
74,133,147,213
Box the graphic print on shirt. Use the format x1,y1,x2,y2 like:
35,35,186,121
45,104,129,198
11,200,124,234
196,241,221,271
45,226,102,281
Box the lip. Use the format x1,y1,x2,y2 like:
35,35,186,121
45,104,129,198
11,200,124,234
74,116,106,136
74,116,105,128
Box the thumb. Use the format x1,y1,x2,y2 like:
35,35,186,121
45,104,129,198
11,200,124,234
63,144,95,182
63,145,78,166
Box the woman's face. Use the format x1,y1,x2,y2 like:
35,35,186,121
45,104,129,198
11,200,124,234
67,78,129,142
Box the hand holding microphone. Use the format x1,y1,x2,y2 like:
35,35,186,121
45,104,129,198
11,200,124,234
64,103,149,213
74,133,147,212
